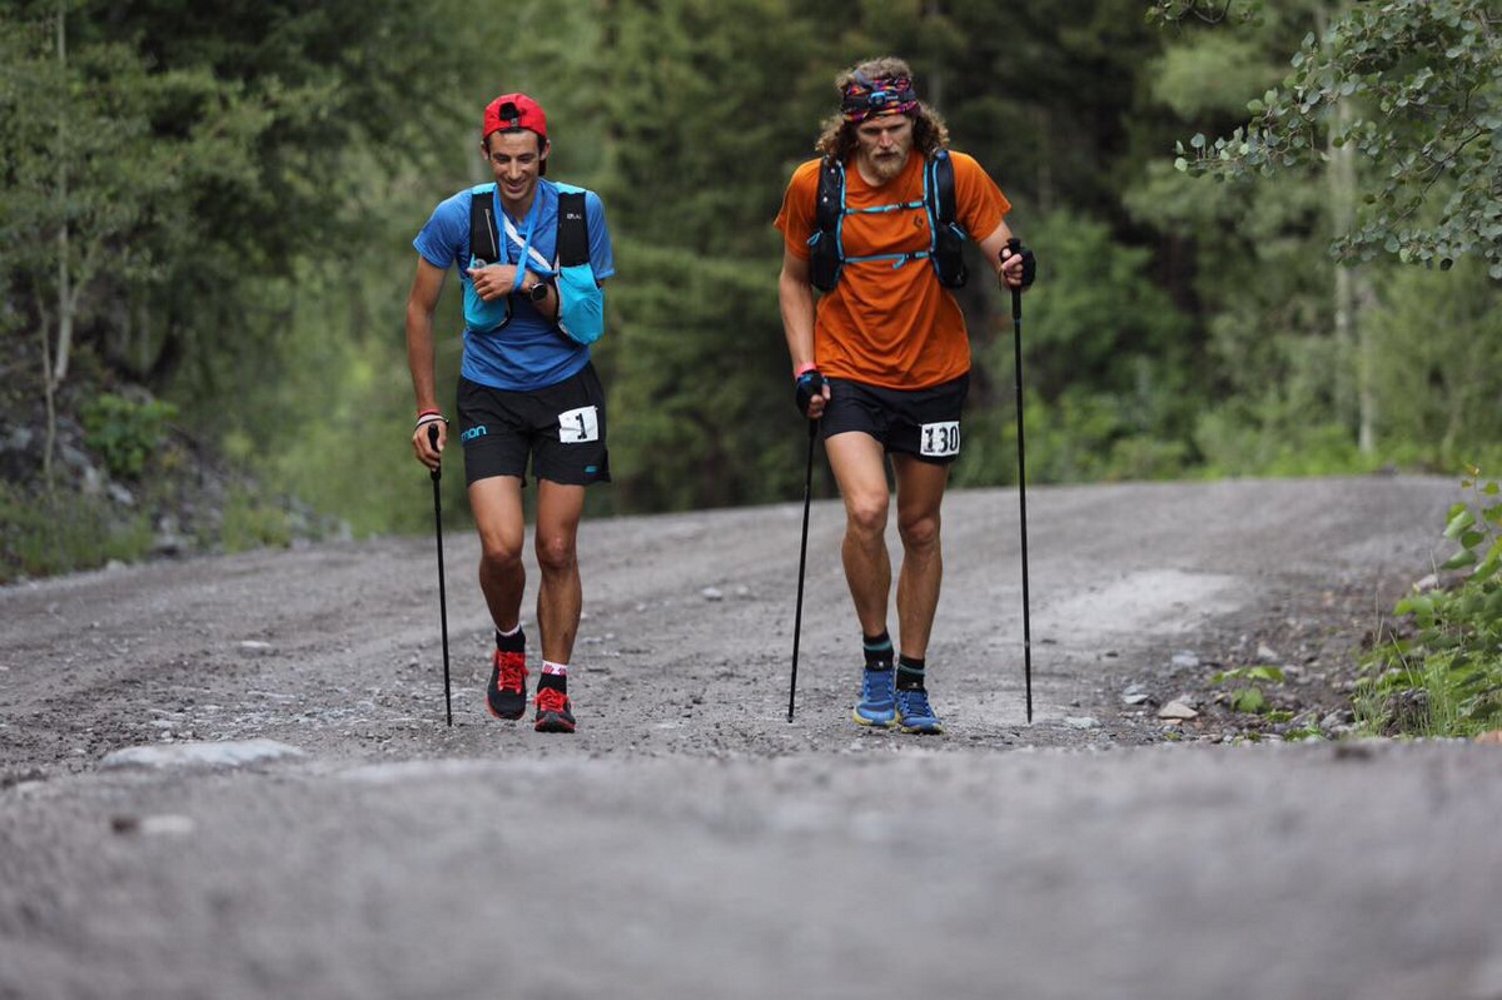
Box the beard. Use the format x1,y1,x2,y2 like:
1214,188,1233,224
861,140,912,184
869,151,907,183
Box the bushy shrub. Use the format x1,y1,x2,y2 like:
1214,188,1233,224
80,393,178,480
1359,467,1502,737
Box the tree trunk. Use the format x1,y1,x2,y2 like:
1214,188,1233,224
923,1,944,110
40,305,56,494
1324,3,1375,455
52,2,73,392
1355,272,1377,454
41,0,69,495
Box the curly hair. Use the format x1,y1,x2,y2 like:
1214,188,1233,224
813,57,950,161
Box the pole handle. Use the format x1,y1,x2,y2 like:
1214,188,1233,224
427,423,441,483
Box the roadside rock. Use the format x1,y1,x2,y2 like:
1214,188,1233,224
101,739,306,771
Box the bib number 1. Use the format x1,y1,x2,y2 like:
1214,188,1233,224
920,420,960,458
558,405,600,443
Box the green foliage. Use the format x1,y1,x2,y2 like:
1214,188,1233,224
1148,0,1268,25
0,482,152,583
219,490,293,554
7,0,1502,572
1192,404,1365,478
1360,467,1502,737
1167,0,1502,276
1211,664,1286,714
607,241,799,510
80,393,177,479
958,210,1200,486
1152,30,1285,119
0,0,488,403
1365,258,1502,468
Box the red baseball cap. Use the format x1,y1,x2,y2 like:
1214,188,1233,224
483,93,548,143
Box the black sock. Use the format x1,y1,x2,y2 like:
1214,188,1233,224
496,626,525,653
896,655,926,691
863,630,893,670
537,672,566,693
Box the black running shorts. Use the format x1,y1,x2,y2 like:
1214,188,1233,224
819,374,970,465
456,364,611,487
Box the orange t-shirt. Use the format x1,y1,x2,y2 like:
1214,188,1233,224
774,150,1010,389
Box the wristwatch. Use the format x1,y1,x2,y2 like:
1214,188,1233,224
528,280,550,302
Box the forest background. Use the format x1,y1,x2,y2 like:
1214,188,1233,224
3,0,1499,581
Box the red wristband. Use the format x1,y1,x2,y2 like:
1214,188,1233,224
794,362,818,378
417,408,441,418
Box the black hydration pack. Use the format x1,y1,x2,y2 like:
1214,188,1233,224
465,184,603,344
808,149,968,292
469,187,589,272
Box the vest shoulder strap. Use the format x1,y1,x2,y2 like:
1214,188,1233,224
469,183,591,270
927,149,957,227
468,185,501,265
815,157,844,234
555,189,590,268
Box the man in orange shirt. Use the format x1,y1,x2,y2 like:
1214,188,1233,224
775,57,1034,734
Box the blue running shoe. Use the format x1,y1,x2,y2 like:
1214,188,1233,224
853,667,897,728
896,687,944,734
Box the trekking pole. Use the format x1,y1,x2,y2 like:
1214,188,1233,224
1011,287,1034,723
787,419,819,722
427,424,453,727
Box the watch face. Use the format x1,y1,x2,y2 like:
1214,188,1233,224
530,282,548,301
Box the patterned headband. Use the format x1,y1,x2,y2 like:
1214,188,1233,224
840,72,919,122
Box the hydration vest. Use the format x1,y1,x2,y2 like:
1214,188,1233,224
808,149,969,292
465,183,603,345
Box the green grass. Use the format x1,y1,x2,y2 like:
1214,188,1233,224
0,483,154,583
1357,467,1502,739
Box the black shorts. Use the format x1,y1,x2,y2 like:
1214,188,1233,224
820,374,969,465
456,364,611,487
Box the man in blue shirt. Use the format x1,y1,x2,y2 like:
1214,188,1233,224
407,92,614,734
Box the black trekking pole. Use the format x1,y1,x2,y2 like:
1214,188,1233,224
427,424,453,727
787,419,819,722
1011,287,1034,723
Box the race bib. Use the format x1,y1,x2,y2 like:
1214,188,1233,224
920,420,960,457
558,405,600,443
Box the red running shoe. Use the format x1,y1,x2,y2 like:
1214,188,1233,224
534,686,576,734
486,650,528,720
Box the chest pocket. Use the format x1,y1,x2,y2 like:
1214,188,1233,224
464,185,513,334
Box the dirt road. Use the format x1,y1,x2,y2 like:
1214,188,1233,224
3,476,1499,999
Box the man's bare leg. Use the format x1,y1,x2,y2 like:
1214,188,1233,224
886,453,949,734
824,431,893,635
468,475,527,631
891,453,950,661
534,479,586,665
470,475,530,719
825,431,902,727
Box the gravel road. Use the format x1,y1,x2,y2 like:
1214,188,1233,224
3,475,1498,1000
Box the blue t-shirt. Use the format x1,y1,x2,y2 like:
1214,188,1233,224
413,178,614,392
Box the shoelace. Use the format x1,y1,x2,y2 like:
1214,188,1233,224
862,669,894,705
536,687,570,714
495,651,528,691
898,688,933,719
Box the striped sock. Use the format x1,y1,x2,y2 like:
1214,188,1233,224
496,623,525,653
539,660,568,692
863,630,894,670
896,655,926,691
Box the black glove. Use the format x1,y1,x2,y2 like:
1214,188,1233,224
794,368,827,417
1001,237,1037,290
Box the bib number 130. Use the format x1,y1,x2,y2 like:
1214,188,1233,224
920,420,960,457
